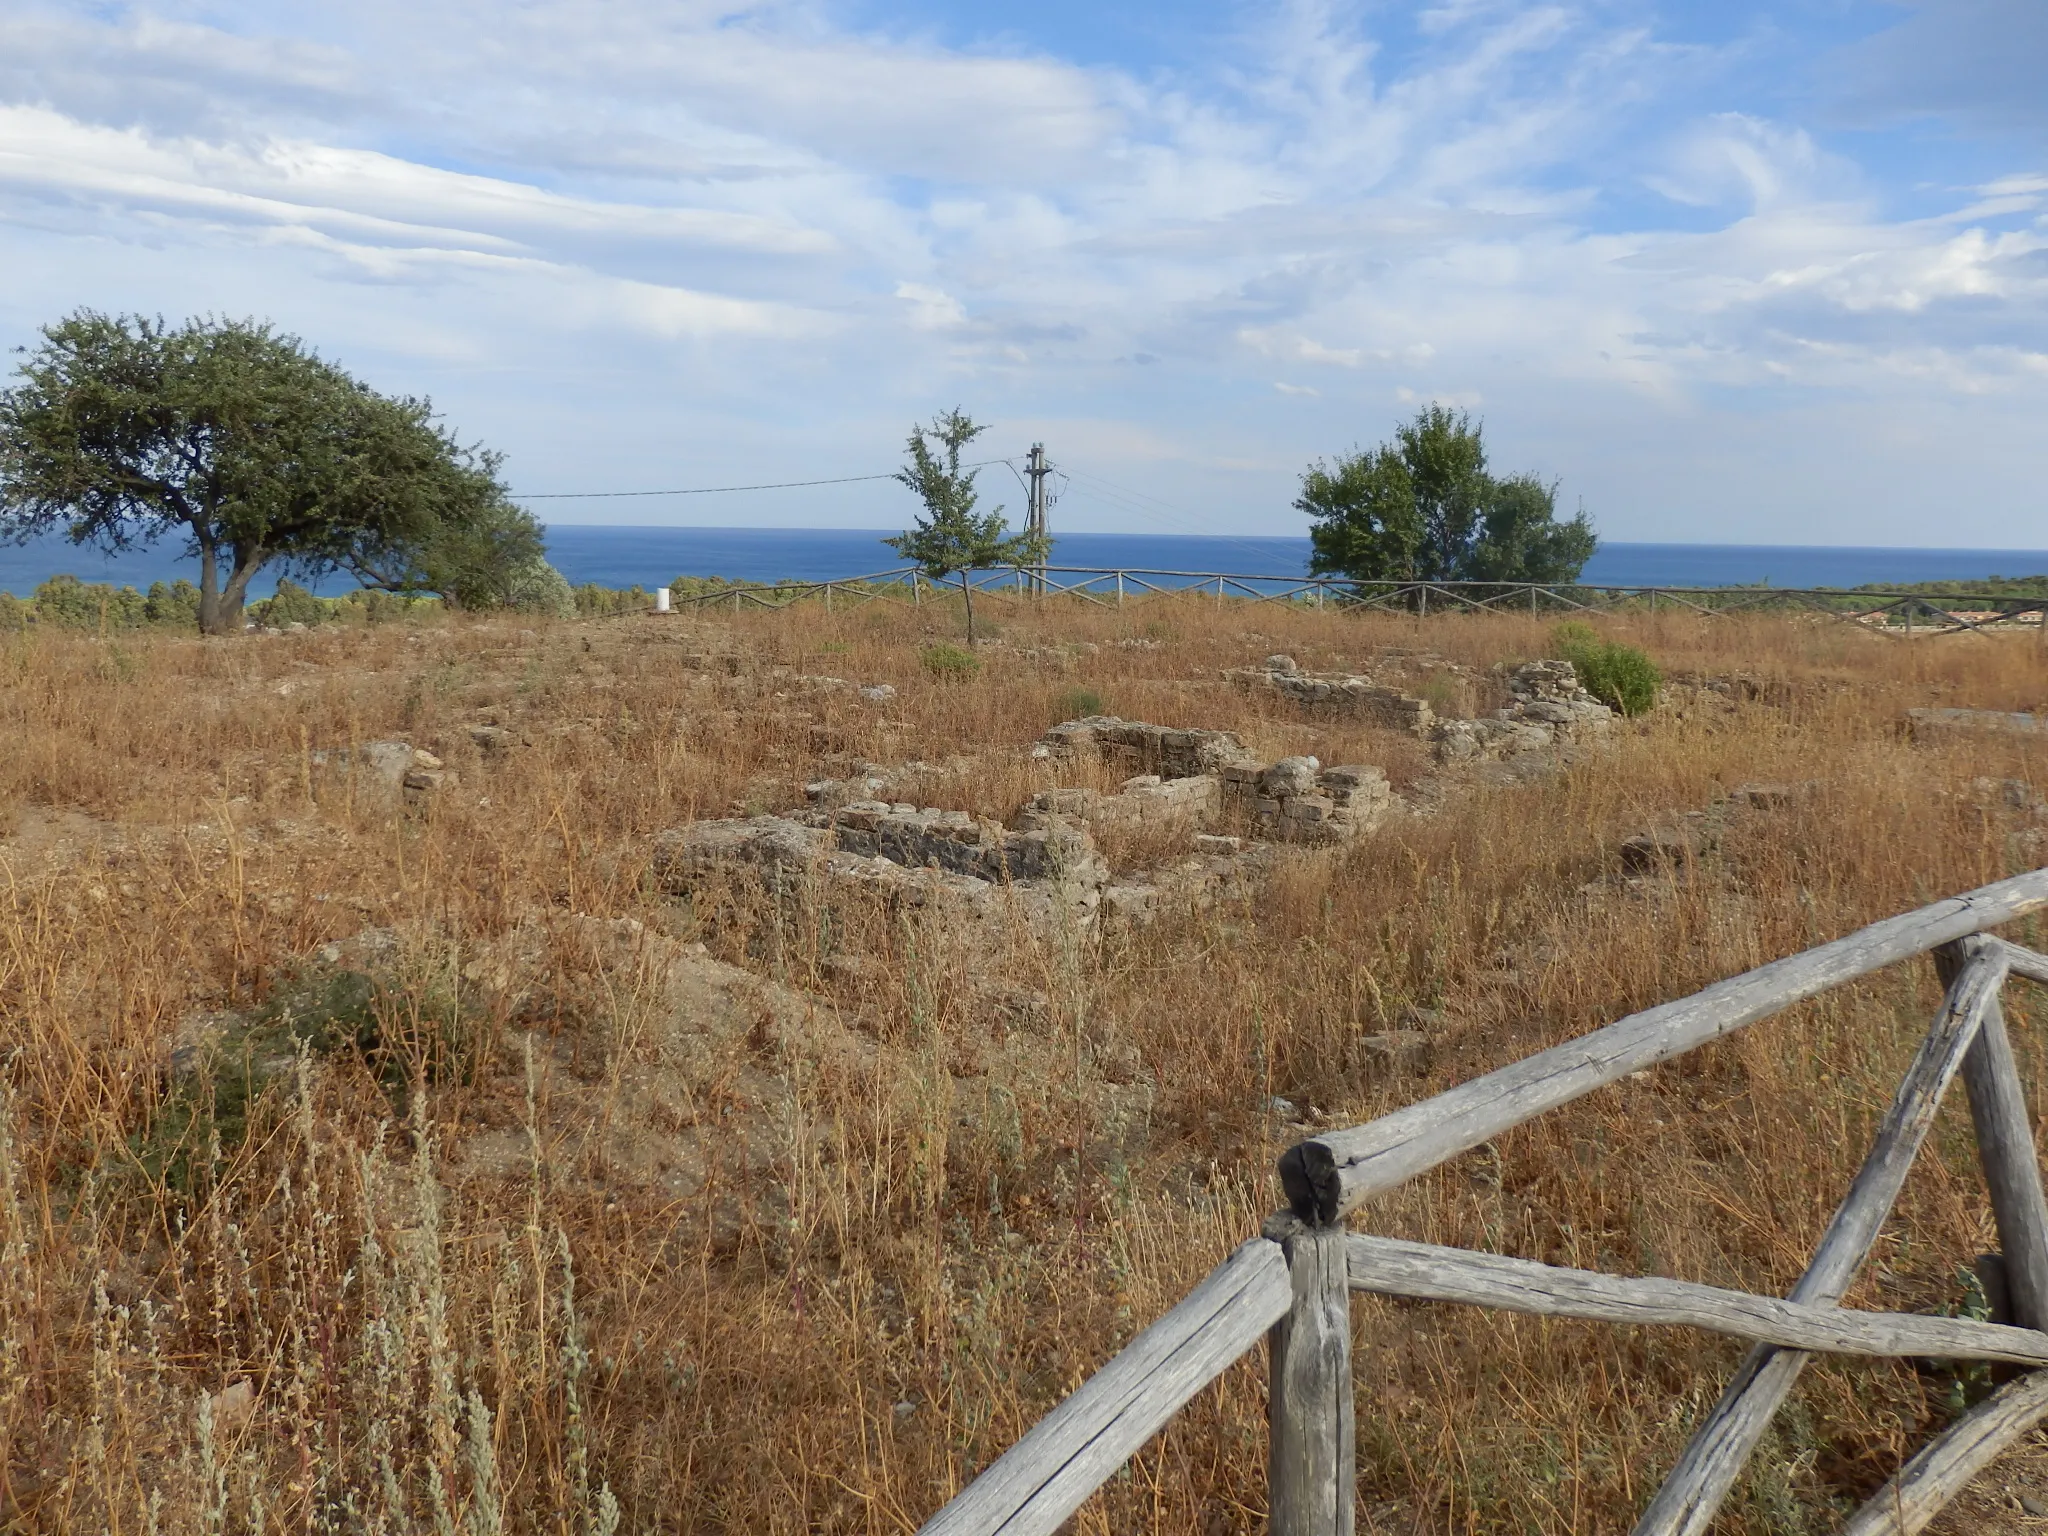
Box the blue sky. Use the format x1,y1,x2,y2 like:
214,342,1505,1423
0,0,2043,545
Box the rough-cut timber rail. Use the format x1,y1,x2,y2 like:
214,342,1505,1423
911,870,2048,1536
1278,872,2048,1224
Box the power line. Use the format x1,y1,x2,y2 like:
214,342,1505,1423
515,458,1011,500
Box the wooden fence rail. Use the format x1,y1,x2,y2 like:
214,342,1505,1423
659,565,2048,637
911,871,2048,1536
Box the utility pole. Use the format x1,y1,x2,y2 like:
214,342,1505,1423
1025,442,1050,596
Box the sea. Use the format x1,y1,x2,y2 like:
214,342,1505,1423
3,526,2047,598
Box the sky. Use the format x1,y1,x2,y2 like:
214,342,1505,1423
0,0,2044,545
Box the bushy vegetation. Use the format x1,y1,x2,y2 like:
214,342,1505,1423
0,574,441,629
1553,619,1662,715
919,640,981,678
1302,405,1596,584
572,581,649,617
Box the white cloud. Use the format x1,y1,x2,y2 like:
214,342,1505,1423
894,281,967,330
0,0,2043,544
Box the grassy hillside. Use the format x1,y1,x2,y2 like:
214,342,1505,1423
4,595,2047,1533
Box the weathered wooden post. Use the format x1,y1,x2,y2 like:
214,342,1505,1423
1266,1213,1355,1536
1939,937,2048,1328
1116,572,1125,608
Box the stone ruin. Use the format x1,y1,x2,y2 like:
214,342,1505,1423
1229,655,1616,762
653,714,1402,939
1223,655,1436,734
1028,716,1391,845
1433,658,1617,761
652,802,1109,936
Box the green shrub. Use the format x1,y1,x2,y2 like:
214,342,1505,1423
143,579,201,627
332,587,421,625
506,556,576,617
920,642,981,680
250,577,327,628
1055,686,1104,719
0,592,28,631
1552,622,1661,716
131,963,477,1195
33,574,148,628
573,583,647,617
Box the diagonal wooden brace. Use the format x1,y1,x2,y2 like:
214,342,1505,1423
1938,939,2048,1330
1631,945,2011,1536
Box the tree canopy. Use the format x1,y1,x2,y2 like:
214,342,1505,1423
885,408,1045,643
0,311,548,633
1300,405,1595,587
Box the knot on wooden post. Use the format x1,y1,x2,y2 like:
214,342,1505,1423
1278,1140,1342,1225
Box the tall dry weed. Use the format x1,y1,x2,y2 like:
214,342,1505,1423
1,598,2045,1531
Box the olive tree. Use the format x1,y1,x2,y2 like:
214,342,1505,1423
1300,405,1595,586
0,311,546,633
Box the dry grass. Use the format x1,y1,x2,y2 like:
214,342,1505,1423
4,593,2048,1534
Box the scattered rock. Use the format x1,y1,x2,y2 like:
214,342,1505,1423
858,684,897,703
1260,756,1321,798
1362,1031,1434,1072
1728,781,1801,809
1908,708,2048,741
210,1379,256,1432
1620,828,1697,873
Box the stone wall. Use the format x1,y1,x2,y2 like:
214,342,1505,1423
1224,656,1437,735
652,805,1110,935
1033,715,1394,845
1014,773,1222,840
1219,757,1391,843
1432,660,1615,761
1038,715,1259,779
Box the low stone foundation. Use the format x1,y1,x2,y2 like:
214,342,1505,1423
653,804,1110,935
1038,715,1260,779
1015,773,1223,840
1225,656,1437,734
1034,716,1392,844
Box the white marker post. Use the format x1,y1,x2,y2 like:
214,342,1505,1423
655,586,671,613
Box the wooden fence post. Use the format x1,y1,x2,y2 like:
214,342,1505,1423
1940,938,2048,1329
1268,1217,1355,1536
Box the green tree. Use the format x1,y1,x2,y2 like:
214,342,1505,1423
1301,405,1595,587
885,408,1046,644
0,311,541,634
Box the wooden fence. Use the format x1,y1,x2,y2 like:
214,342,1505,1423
913,869,2048,1536
662,566,2046,637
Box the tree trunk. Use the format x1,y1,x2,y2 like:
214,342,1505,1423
198,544,265,635
196,538,228,635
962,572,975,645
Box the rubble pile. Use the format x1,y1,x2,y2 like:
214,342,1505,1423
1433,660,1616,762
